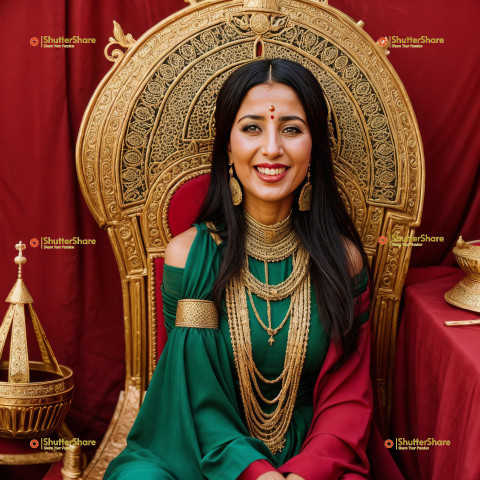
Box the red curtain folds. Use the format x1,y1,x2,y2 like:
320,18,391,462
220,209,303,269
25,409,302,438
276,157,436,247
0,0,478,473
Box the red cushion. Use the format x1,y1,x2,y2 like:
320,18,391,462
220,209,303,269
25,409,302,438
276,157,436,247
168,174,210,236
155,174,210,358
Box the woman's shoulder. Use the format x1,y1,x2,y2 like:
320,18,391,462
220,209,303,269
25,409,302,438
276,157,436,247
164,222,221,269
343,237,364,277
164,226,198,269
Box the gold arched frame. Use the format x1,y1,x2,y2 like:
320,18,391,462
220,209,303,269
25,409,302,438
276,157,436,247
76,0,424,477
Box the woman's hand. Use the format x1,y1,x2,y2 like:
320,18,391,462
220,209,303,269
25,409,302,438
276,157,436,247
256,472,286,480
285,474,306,480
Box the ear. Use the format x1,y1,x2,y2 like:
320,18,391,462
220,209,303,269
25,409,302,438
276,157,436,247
227,148,233,164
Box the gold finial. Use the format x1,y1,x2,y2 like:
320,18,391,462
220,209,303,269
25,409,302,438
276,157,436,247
6,242,34,304
14,241,27,279
243,0,280,13
456,236,466,249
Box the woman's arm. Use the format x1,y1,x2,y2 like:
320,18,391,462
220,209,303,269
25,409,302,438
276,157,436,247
278,251,372,480
278,322,372,479
107,225,284,480
165,227,282,479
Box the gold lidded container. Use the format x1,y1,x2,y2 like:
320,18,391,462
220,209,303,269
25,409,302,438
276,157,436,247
0,242,74,438
445,237,480,314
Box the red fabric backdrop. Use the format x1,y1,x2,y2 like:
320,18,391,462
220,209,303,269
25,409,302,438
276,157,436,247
0,0,479,474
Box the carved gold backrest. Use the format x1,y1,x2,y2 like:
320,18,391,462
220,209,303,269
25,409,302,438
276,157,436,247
76,1,424,474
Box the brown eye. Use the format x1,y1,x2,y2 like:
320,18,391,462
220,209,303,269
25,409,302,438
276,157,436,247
283,126,302,134
242,124,261,133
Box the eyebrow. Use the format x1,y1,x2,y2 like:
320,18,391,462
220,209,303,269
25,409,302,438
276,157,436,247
237,114,307,126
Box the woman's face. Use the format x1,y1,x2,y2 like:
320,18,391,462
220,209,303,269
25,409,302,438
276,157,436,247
228,82,312,218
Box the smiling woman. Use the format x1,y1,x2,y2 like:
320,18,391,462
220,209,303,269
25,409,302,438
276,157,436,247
105,59,372,480
228,82,312,222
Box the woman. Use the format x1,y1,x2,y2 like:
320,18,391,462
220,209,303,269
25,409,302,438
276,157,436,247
105,58,372,480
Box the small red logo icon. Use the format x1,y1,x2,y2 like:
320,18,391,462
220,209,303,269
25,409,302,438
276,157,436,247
30,37,39,47
30,238,39,248
30,439,39,448
377,37,389,47
384,439,394,448
378,236,387,245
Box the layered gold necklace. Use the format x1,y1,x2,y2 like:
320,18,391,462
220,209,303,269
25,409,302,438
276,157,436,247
226,211,311,454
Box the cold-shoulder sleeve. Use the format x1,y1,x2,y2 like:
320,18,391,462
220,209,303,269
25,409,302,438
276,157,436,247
278,268,373,480
105,223,278,480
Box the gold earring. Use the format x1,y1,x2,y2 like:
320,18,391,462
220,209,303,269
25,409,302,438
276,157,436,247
298,165,312,212
229,162,243,206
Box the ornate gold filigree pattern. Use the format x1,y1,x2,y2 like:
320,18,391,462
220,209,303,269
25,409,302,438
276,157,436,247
175,300,219,328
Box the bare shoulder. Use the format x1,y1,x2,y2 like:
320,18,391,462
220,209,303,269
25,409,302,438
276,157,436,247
343,237,364,277
165,226,198,268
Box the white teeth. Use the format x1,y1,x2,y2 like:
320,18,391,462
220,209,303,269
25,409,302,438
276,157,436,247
256,167,287,175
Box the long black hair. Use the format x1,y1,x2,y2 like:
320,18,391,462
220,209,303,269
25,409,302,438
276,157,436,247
196,58,368,369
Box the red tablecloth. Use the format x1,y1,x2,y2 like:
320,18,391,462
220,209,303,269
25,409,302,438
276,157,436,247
392,267,480,480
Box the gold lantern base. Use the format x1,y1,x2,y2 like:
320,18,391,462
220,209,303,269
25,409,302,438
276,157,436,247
0,361,74,439
0,242,75,439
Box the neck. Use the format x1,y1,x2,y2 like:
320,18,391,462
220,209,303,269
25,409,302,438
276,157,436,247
244,209,293,245
243,197,293,225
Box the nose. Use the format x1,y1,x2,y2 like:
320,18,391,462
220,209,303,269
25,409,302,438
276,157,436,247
261,126,283,158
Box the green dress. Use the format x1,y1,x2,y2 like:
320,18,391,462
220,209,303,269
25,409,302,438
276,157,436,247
105,222,368,480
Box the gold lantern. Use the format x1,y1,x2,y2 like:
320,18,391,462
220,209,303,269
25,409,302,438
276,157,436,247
445,237,480,314
0,242,74,438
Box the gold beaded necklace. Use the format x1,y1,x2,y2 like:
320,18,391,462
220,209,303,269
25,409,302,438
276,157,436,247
226,211,311,454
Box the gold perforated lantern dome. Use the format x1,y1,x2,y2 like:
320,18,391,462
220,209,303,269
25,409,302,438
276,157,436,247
445,237,480,313
0,242,74,438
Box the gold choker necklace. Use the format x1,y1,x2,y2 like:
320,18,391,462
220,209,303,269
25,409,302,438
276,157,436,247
244,211,299,262
245,211,293,244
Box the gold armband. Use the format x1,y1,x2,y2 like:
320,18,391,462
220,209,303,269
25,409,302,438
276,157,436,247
175,299,218,329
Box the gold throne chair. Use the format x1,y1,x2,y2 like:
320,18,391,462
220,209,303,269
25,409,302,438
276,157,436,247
76,0,424,478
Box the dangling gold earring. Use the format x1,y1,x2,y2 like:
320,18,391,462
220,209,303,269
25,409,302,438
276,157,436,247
229,161,243,206
298,165,312,212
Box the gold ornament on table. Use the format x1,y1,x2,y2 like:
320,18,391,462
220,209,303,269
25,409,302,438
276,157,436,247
0,242,74,438
229,162,243,206
445,236,480,314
